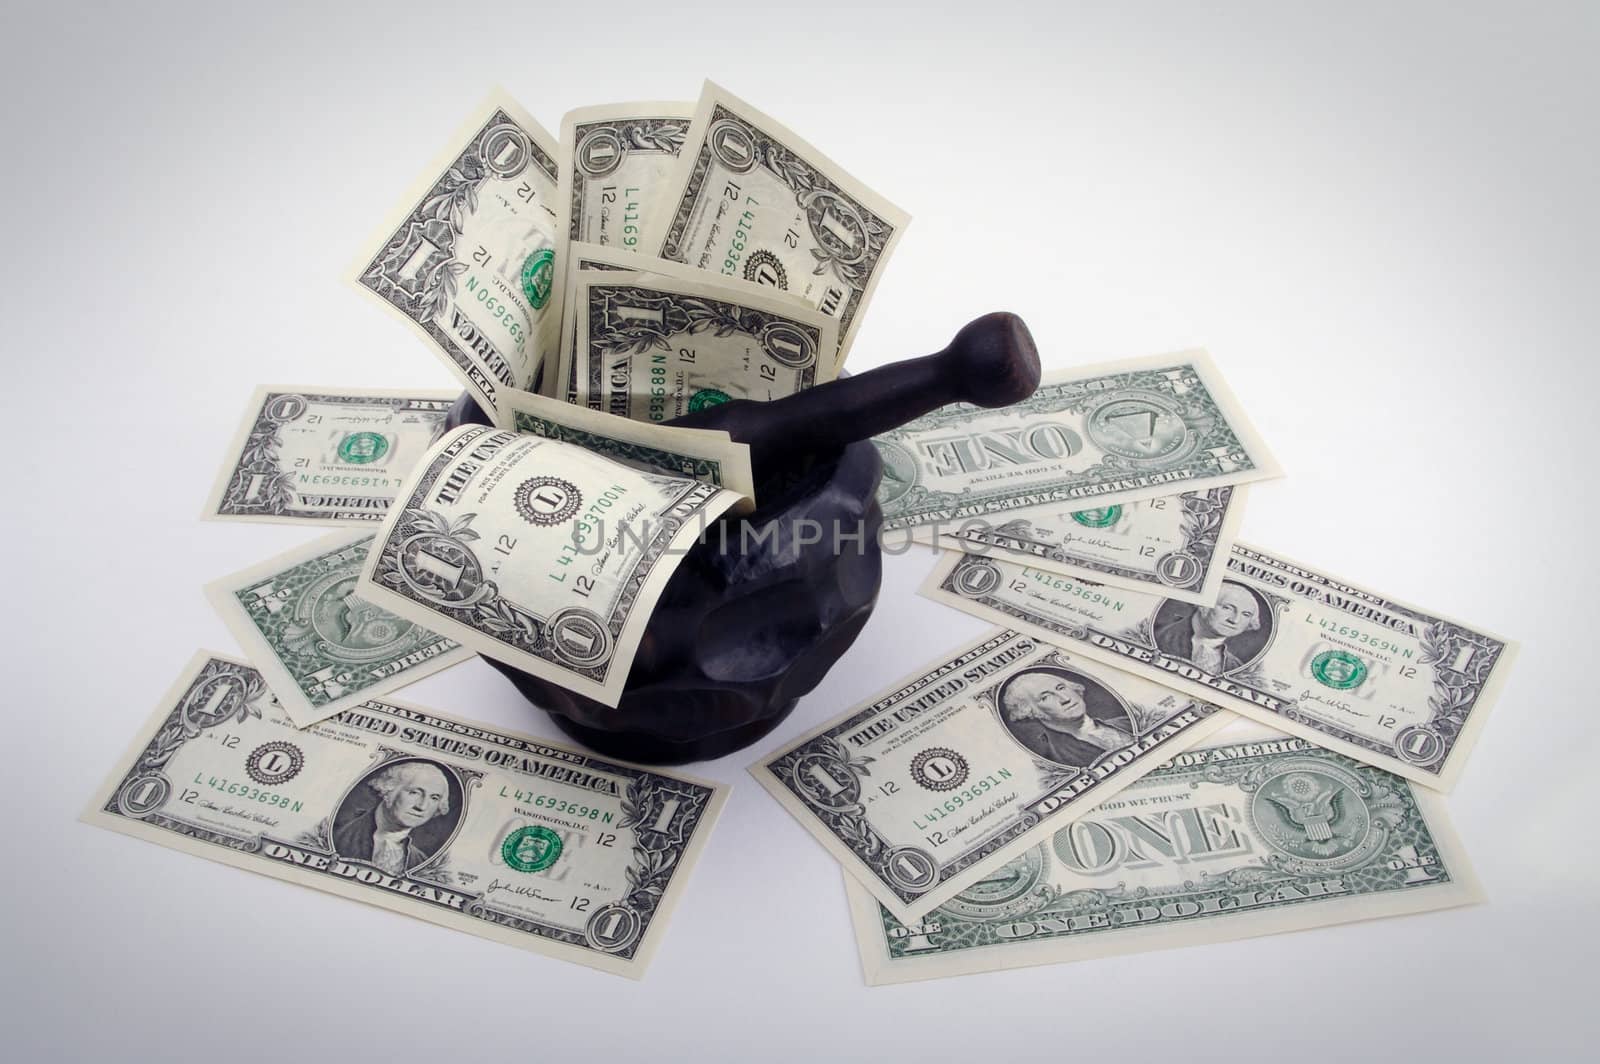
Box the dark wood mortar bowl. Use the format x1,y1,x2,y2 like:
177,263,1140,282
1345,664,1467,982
446,312,1040,764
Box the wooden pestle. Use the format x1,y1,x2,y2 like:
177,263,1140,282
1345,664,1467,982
666,311,1041,480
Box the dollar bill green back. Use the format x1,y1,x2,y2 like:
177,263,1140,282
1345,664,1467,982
874,351,1282,530
82,653,726,978
205,532,472,727
847,727,1481,984
751,628,1231,923
923,544,1518,790
927,486,1246,605
203,387,454,525
645,80,909,371
357,425,743,708
353,91,561,415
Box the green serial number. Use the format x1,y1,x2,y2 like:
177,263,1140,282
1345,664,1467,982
192,774,303,812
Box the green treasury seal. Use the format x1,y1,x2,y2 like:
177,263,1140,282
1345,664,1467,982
521,248,555,309
1070,505,1122,528
1310,649,1368,691
501,825,564,873
688,388,731,412
337,431,390,465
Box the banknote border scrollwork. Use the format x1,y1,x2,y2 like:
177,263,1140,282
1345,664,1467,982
104,657,273,820
658,103,900,337
584,284,821,406
567,116,690,242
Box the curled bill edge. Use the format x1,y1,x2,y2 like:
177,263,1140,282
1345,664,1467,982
496,372,756,509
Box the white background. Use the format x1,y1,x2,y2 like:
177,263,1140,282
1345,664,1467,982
3,2,1596,1060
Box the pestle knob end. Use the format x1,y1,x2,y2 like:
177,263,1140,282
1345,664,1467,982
943,311,1041,408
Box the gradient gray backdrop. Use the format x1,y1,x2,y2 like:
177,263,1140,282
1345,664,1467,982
2,2,1594,1060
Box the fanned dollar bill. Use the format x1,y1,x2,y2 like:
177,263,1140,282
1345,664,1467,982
82,653,726,978
571,260,839,420
846,723,1481,984
205,532,472,726
496,387,755,504
357,425,743,707
924,486,1247,605
923,545,1518,789
203,387,454,525
645,81,910,371
559,101,692,255
875,351,1282,531
552,242,655,405
353,90,561,415
751,628,1231,923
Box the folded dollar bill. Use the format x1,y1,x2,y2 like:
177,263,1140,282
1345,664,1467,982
922,485,1247,605
203,387,454,525
875,351,1281,532
353,90,561,416
751,628,1231,923
205,532,472,727
83,652,726,977
847,723,1481,984
644,80,910,372
357,425,743,707
495,387,756,504
569,258,839,420
924,544,1517,790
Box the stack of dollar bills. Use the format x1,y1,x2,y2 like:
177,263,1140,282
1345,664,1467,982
79,80,1519,984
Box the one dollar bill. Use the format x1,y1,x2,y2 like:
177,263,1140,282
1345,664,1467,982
925,486,1246,605
82,652,726,978
205,532,472,727
203,387,454,525
751,628,1231,923
875,351,1281,531
847,723,1480,984
923,545,1518,790
357,425,743,707
354,90,561,415
645,81,909,371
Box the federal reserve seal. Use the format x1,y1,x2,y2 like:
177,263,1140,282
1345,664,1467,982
501,825,563,873
245,741,304,785
909,748,969,792
513,476,581,526
743,248,788,289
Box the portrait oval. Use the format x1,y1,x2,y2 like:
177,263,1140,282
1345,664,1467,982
331,757,465,874
1150,580,1275,673
996,666,1134,769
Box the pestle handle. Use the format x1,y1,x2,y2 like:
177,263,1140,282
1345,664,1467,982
667,312,1040,475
